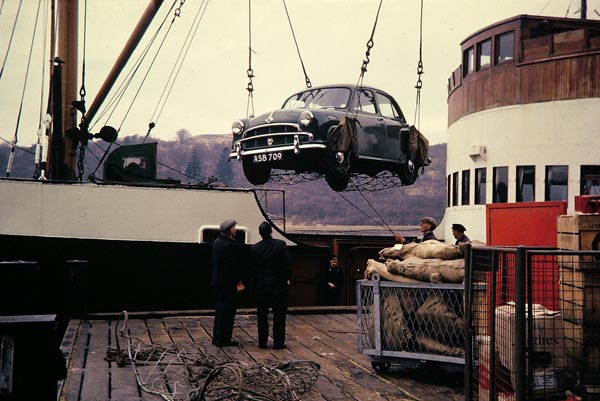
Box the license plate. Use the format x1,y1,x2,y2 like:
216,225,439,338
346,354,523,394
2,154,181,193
253,152,283,163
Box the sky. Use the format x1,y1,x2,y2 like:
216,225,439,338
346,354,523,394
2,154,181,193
0,0,597,148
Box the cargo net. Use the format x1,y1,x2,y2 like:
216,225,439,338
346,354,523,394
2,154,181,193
108,312,320,401
269,170,406,192
358,281,466,358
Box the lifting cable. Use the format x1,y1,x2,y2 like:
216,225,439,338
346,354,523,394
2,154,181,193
334,190,395,236
246,0,255,118
282,0,311,88
413,0,424,128
0,0,22,81
88,0,183,179
145,0,211,143
5,0,42,178
90,0,181,133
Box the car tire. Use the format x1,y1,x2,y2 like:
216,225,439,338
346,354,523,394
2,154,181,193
242,158,271,185
325,152,350,191
398,158,419,185
371,361,391,373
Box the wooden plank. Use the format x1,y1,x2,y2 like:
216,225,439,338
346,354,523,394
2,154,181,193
57,319,80,401
108,319,142,401
79,321,109,401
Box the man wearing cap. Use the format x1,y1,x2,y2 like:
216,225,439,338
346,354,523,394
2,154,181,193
211,219,246,347
451,223,470,245
250,221,292,349
394,216,438,244
324,255,344,305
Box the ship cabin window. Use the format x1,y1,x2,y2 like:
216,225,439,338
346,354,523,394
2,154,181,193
581,165,600,195
545,165,568,200
462,169,471,205
516,165,535,202
475,168,486,205
493,166,508,203
452,171,459,206
477,39,492,70
463,47,475,76
447,174,451,207
496,31,515,64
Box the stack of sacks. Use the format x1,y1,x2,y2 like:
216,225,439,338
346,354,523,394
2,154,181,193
365,240,466,283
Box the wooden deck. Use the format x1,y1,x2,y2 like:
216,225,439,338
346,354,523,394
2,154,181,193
58,311,464,401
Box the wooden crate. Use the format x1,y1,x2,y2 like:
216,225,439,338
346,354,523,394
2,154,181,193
556,214,600,270
563,319,600,383
559,276,600,325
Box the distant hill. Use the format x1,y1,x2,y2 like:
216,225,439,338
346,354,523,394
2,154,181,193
0,134,446,227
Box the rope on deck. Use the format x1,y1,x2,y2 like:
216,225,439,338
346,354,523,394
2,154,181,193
105,311,320,401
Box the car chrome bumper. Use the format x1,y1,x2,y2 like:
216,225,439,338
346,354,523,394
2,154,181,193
229,132,326,160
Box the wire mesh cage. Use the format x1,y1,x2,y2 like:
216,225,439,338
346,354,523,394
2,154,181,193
357,276,467,372
466,246,600,401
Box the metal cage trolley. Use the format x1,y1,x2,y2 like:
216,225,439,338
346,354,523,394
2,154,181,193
357,274,467,372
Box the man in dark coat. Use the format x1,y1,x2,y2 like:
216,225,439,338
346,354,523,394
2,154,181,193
324,255,344,305
250,221,292,349
394,216,438,243
211,219,246,347
451,223,470,245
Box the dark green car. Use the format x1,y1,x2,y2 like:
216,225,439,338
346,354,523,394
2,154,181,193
229,84,429,191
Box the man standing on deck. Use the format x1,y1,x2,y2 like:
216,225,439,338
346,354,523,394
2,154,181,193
324,255,344,305
394,216,438,244
250,221,292,349
211,219,246,347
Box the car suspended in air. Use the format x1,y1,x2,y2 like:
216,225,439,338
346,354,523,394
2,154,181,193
229,84,430,191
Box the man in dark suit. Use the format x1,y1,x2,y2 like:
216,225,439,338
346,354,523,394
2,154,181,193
250,221,292,349
451,223,470,245
211,219,246,347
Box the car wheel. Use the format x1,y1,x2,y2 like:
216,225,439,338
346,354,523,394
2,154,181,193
325,152,350,191
242,158,271,185
398,158,419,186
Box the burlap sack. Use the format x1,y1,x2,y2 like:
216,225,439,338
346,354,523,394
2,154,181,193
409,240,462,260
381,294,412,351
415,295,466,347
385,257,465,283
415,335,464,357
365,259,422,283
378,242,419,260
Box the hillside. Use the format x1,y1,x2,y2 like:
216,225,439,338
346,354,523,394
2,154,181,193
0,134,446,227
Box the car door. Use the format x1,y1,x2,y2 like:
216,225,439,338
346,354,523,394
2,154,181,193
351,88,387,159
376,91,406,162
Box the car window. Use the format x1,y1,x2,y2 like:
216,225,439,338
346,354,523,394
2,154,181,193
282,88,351,110
351,89,377,114
376,92,403,121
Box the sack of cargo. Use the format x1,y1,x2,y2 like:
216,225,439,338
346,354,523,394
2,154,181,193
381,294,412,350
385,257,465,283
378,242,419,260
416,335,464,357
415,295,466,347
365,259,422,283
409,240,462,260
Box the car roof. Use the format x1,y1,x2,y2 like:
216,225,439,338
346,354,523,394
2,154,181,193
289,83,390,95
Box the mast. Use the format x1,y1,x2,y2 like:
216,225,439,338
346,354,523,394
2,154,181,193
48,0,78,180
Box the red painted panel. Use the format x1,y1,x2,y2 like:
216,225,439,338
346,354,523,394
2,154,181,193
486,201,567,247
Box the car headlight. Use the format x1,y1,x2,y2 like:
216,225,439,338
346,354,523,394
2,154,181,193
232,120,245,134
299,111,314,126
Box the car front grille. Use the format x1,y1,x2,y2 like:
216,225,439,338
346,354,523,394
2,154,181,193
242,124,302,150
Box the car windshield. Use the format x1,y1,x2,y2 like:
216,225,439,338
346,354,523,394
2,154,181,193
281,88,351,110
